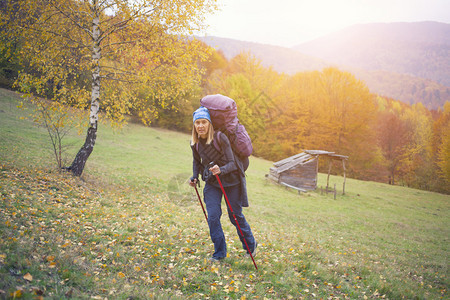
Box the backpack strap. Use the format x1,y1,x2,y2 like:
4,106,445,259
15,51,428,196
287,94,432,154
217,131,247,176
213,131,222,152
194,131,222,153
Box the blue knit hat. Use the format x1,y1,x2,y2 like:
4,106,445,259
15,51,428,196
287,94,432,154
193,106,211,123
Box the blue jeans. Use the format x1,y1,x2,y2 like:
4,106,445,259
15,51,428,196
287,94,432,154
203,182,256,259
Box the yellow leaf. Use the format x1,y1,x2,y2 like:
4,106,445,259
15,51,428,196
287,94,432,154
118,272,125,278
11,290,22,298
23,273,33,282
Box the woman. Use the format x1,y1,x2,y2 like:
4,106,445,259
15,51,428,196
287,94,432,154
189,106,257,261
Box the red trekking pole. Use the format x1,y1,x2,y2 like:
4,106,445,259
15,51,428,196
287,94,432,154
214,173,258,270
194,184,208,222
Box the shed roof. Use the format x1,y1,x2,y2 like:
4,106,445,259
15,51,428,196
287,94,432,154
273,150,348,174
304,150,349,160
273,152,316,174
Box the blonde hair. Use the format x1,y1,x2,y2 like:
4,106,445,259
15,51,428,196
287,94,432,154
191,121,215,146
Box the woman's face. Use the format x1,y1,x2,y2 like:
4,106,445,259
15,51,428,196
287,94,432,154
194,119,210,138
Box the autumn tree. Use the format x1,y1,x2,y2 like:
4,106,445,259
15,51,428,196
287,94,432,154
271,68,378,176
277,71,330,154
5,0,216,176
155,43,228,132
398,103,434,188
319,68,378,173
201,46,227,79
431,102,450,193
377,106,411,184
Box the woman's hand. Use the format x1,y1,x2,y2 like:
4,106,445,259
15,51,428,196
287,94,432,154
189,177,197,187
209,164,221,176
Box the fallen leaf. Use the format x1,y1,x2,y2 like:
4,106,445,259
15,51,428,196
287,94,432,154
11,290,22,298
32,287,44,296
23,273,33,282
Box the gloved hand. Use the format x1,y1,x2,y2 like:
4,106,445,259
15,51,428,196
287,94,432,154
189,177,198,187
202,168,213,182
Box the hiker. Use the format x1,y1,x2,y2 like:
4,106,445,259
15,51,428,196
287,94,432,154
189,106,257,262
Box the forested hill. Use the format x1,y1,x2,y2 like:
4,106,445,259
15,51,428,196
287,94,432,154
199,22,450,110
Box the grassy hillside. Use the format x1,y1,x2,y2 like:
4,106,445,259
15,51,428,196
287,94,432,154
0,89,448,299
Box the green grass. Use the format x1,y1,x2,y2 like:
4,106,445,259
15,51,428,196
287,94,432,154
0,88,448,299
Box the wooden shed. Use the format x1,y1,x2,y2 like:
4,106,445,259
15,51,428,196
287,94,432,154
268,150,349,193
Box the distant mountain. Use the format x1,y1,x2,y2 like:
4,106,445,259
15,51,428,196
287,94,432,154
294,21,450,87
198,22,450,110
198,36,329,74
352,68,450,109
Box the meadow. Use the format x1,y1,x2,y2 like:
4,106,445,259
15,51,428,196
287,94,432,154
0,88,448,299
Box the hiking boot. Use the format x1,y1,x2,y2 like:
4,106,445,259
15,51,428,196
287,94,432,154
209,256,224,263
245,241,257,258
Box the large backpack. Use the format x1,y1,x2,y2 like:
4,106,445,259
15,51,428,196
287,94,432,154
200,94,253,159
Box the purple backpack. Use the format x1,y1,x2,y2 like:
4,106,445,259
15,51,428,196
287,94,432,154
200,94,253,158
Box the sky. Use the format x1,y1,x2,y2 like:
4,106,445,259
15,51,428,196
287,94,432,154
202,0,450,47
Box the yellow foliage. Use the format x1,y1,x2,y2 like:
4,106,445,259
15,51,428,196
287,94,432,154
436,102,450,183
5,0,217,128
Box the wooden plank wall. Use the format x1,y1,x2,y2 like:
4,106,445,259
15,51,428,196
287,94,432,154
278,158,318,190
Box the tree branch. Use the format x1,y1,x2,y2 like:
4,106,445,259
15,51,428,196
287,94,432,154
48,1,93,39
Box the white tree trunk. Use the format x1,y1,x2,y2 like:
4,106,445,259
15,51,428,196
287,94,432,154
67,1,101,176
90,10,101,129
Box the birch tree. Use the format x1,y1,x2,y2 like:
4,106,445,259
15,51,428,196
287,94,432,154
5,0,216,175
